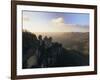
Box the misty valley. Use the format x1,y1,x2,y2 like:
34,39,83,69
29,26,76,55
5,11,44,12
22,31,89,69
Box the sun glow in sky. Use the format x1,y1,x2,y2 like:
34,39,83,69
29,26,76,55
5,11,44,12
22,11,89,32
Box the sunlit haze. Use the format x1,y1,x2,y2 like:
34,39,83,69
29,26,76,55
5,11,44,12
22,11,89,32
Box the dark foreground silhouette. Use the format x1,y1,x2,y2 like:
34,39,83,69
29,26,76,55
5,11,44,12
22,31,89,69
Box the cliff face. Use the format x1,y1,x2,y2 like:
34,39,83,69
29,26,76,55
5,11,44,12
22,31,89,69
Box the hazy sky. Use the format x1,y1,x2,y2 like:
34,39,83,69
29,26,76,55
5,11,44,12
22,10,89,32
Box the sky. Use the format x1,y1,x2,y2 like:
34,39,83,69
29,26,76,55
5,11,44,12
22,10,89,32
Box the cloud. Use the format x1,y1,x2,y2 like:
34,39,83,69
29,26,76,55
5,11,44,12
50,17,89,32
23,17,89,32
51,17,64,24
